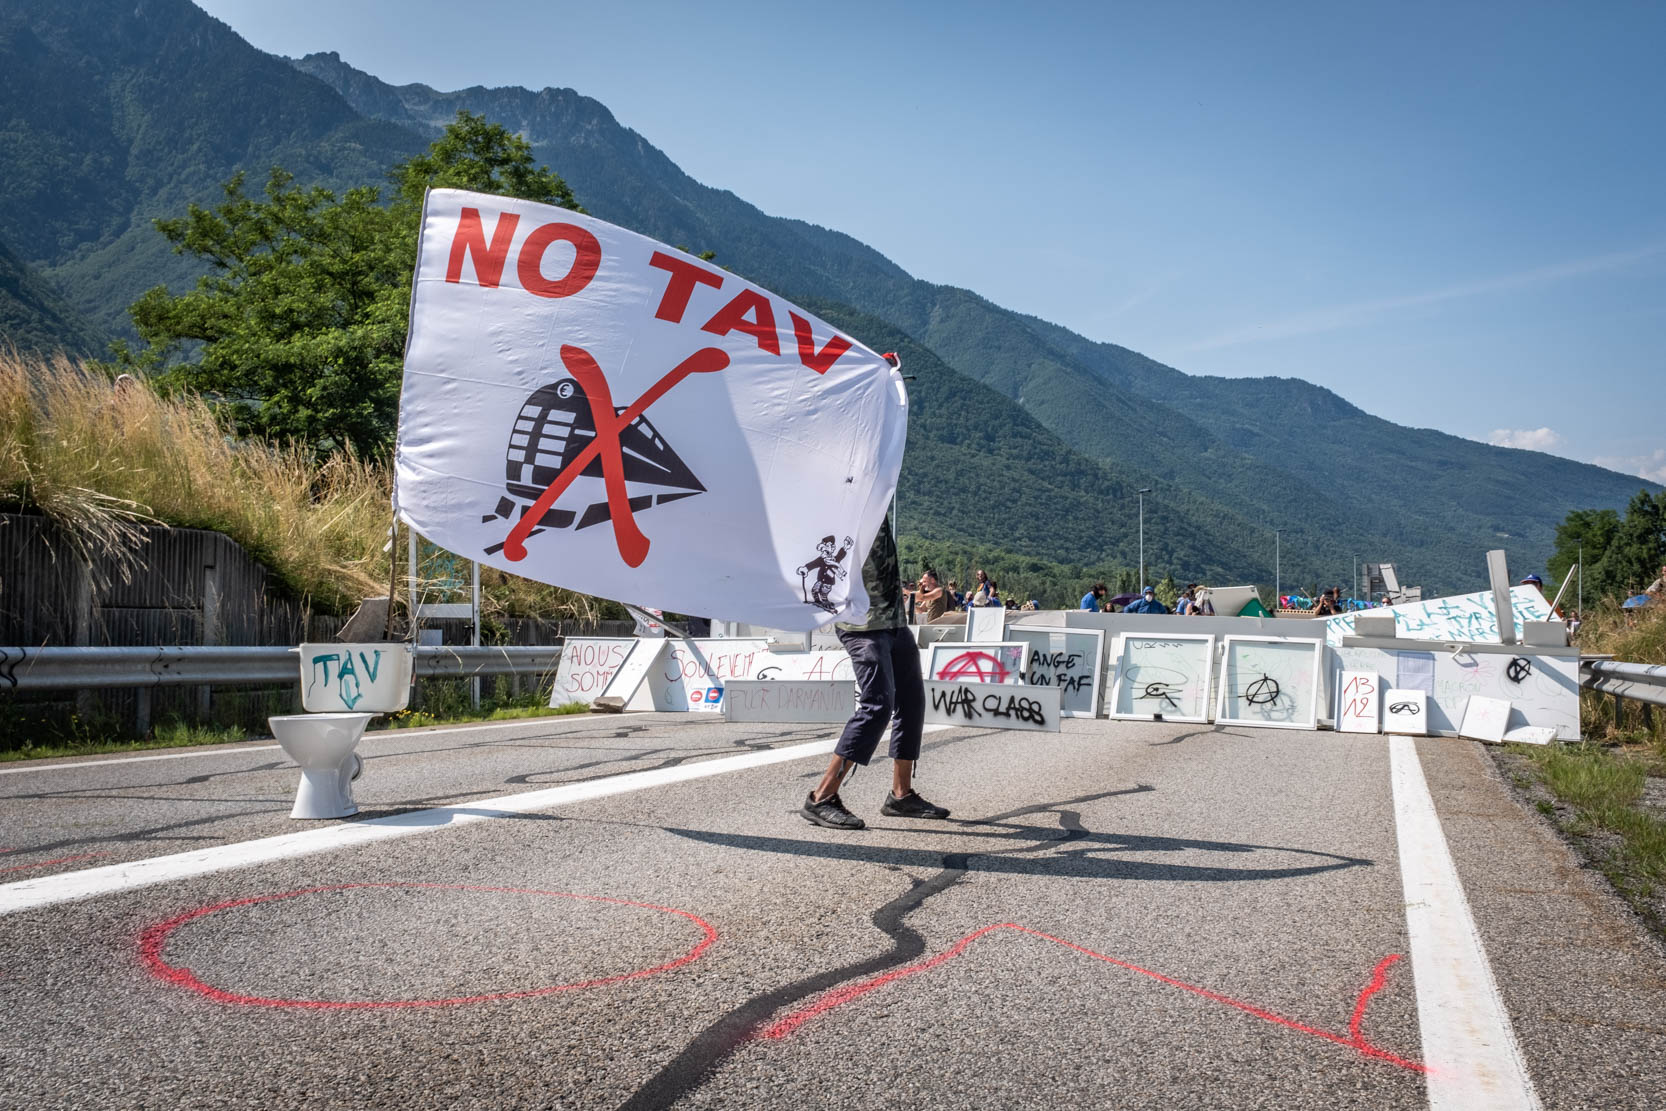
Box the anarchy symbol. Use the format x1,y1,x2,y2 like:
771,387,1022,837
1243,674,1281,706
1505,657,1532,684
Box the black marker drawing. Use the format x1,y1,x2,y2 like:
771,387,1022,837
1506,657,1532,684
1387,701,1419,715
1243,674,1281,706
482,376,706,553
1137,681,1180,710
794,534,854,613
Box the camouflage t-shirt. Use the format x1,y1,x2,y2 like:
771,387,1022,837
837,514,905,632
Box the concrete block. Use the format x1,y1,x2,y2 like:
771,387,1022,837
1353,614,1397,639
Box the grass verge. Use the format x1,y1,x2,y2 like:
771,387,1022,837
1506,740,1666,935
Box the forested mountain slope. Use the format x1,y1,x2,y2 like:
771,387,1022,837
289,50,1656,592
0,238,104,355
0,0,425,334
0,0,1650,596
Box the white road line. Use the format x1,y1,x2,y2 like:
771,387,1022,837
0,737,838,916
0,714,605,776
1390,735,1541,1110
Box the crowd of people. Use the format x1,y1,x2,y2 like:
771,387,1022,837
901,567,1044,620
1080,581,1214,615
902,573,1232,620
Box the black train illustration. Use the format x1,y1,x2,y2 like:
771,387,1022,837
483,376,705,548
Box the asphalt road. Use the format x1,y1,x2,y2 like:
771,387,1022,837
2,714,1664,1110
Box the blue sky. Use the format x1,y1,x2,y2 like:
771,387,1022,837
196,0,1666,483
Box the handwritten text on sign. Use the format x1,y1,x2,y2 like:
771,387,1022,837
396,189,906,632
1336,670,1381,734
299,642,413,713
923,680,1060,733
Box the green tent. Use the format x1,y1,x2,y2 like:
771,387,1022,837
1237,597,1270,618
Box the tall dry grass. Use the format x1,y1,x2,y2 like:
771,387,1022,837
0,352,594,618
1578,597,1666,667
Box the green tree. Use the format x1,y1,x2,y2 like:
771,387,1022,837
1593,490,1666,600
1155,573,1178,609
115,111,580,455
1547,506,1620,606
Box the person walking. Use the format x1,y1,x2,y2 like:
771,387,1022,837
801,512,951,830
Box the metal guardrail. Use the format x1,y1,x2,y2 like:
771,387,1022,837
0,645,563,692
1581,658,1666,718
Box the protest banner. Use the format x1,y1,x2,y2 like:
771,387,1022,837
395,189,907,631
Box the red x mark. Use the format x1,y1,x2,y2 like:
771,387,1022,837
503,344,729,567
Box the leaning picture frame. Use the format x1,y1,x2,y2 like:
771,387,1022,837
1216,635,1323,730
925,641,1028,685
1106,633,1216,723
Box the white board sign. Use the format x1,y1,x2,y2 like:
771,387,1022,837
1382,689,1428,736
1009,626,1105,717
752,650,856,682
1459,695,1512,743
300,643,414,713
927,642,1027,684
648,638,771,712
550,638,641,705
1325,585,1552,646
1335,645,1579,740
723,680,856,723
1335,670,1381,734
1107,634,1215,723
597,638,665,710
965,606,1006,643
1217,636,1322,729
924,681,1061,732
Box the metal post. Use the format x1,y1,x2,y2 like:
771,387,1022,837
199,561,220,723
408,530,419,710
1274,528,1284,610
471,559,481,710
1137,487,1152,587
1578,543,1583,617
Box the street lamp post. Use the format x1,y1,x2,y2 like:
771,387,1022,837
1274,528,1285,610
1137,488,1152,588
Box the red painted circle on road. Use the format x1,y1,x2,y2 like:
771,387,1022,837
139,882,717,1009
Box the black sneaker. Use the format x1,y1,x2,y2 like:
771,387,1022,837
802,791,865,830
881,791,950,819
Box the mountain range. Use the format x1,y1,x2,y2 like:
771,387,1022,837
0,0,1655,598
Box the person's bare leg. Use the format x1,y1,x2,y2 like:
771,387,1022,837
813,756,854,802
892,758,914,799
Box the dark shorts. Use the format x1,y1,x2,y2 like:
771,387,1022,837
833,625,924,766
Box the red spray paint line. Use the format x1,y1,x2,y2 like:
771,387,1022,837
139,882,717,1010
0,851,108,875
757,924,1425,1074
503,344,729,566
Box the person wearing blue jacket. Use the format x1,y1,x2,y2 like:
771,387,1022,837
1080,582,1107,611
1124,585,1170,615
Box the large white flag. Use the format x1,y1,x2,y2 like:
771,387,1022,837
394,189,908,631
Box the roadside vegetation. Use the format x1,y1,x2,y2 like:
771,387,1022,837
0,351,599,621
1504,600,1666,933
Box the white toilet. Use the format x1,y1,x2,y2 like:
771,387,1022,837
270,642,415,820
269,713,372,818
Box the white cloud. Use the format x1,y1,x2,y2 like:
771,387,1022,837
1592,449,1666,484
1488,427,1563,452
1178,241,1666,354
